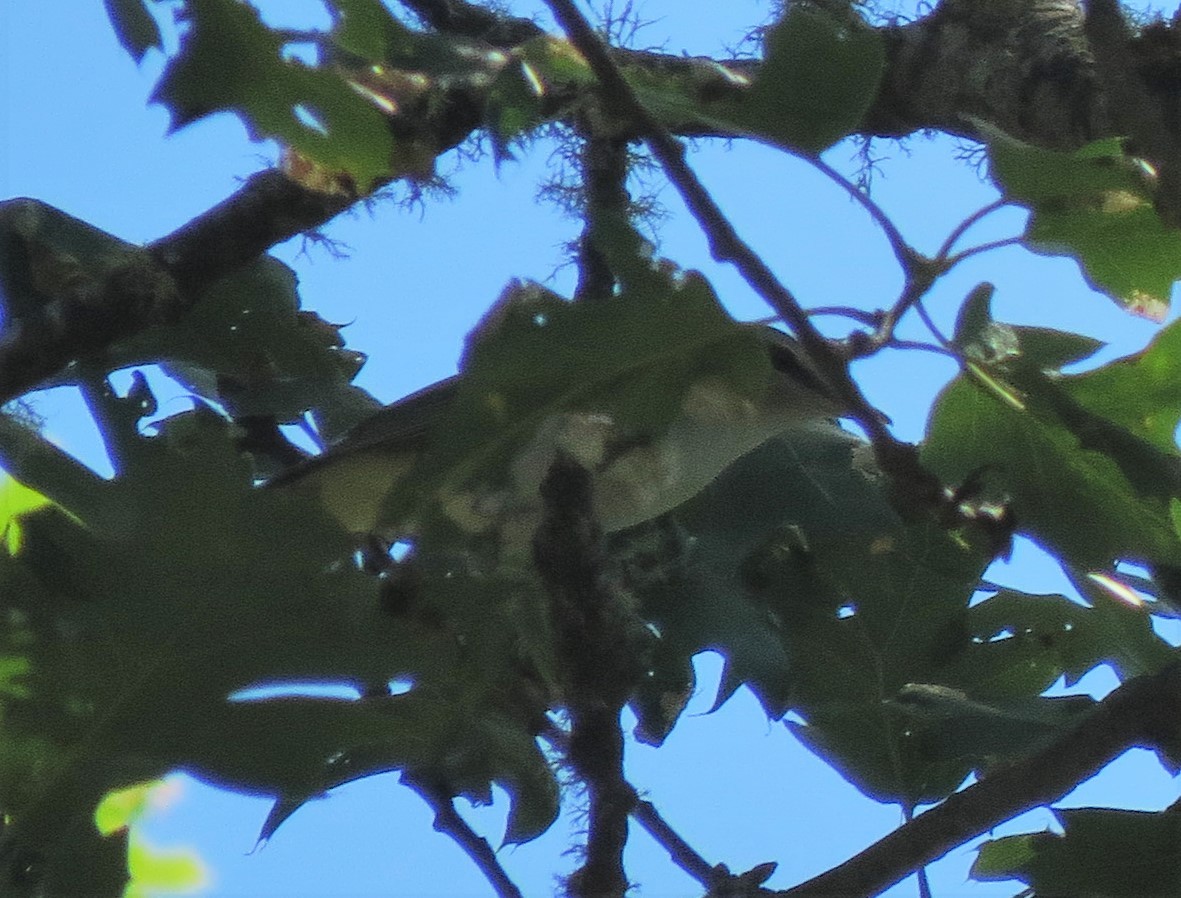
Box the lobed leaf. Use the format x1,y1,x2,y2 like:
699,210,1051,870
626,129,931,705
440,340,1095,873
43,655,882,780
152,0,394,190
102,0,163,64
984,124,1181,318
926,292,1181,575
973,808,1181,895
369,270,774,546
0,389,558,895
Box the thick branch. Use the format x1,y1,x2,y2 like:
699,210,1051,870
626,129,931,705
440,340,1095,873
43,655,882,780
402,0,1122,152
780,661,1181,897
1084,0,1181,224
3,1,1172,404
864,0,1104,147
147,169,351,297
0,172,349,405
397,0,544,46
532,456,644,898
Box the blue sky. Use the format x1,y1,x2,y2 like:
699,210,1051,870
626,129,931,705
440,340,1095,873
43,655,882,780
3,2,1181,895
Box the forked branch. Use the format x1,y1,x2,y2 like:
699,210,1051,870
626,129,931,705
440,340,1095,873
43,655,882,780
542,0,981,529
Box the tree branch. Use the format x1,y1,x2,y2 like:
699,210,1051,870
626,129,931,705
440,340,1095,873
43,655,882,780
532,455,646,898
397,0,544,47
147,169,352,298
400,774,525,898
4,1,1172,406
631,798,780,896
541,723,773,898
779,661,1181,897
630,798,717,887
574,131,631,302
0,172,350,405
542,0,988,532
1084,0,1181,225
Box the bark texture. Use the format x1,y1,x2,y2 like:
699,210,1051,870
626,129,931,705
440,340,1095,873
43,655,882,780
3,0,1181,399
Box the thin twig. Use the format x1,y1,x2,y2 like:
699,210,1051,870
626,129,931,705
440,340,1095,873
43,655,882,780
807,153,921,278
883,338,957,356
901,803,932,898
634,799,782,897
574,131,632,301
935,198,1008,259
944,236,1025,268
854,268,943,358
400,775,525,898
804,306,883,326
542,0,959,527
778,660,1181,897
631,799,717,887
914,299,954,351
851,200,1016,357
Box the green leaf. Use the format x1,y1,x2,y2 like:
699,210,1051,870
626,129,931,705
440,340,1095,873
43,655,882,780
388,272,777,544
621,58,751,137
887,685,1095,768
1065,318,1181,452
623,425,1029,803
923,323,1181,573
983,124,1181,318
152,0,393,190
515,35,595,89
971,832,1038,881
484,60,547,159
951,282,999,351
726,5,885,154
1010,325,1103,370
0,201,370,429
126,834,208,896
103,0,163,64
0,388,559,891
328,0,417,63
116,256,366,424
0,474,52,554
973,808,1181,896
945,587,1168,692
623,425,886,731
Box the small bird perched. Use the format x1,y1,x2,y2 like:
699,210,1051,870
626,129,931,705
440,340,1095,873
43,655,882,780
271,325,843,556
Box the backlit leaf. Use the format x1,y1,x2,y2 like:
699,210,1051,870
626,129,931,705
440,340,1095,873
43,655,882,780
984,125,1181,318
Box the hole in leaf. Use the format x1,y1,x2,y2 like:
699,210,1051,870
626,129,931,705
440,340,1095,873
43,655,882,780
228,681,361,702
293,104,328,136
280,42,319,64
388,677,414,695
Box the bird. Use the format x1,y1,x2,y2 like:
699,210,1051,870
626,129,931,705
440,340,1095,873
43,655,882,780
269,324,844,554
